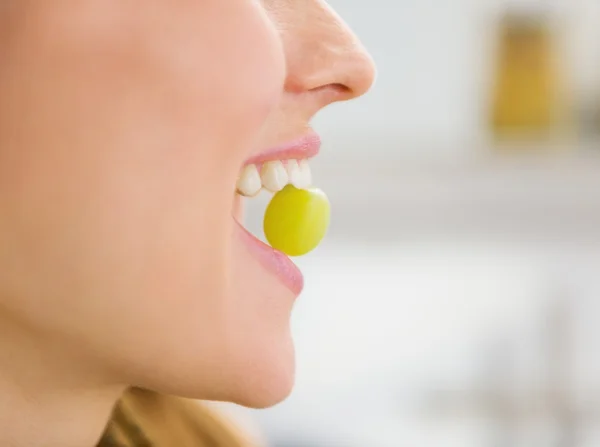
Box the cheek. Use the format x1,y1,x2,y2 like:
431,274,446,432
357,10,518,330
146,0,287,164
0,153,233,353
11,0,286,170
0,0,285,366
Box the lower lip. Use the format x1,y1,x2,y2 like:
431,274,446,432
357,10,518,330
234,220,304,295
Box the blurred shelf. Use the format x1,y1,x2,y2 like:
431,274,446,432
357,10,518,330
312,144,600,243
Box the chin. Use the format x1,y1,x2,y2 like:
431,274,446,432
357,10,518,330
219,246,300,408
130,231,300,407
133,351,295,411
229,337,297,409
145,322,297,409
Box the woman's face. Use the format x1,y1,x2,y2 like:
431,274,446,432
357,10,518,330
0,0,374,407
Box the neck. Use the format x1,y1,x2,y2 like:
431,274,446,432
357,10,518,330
0,383,124,447
0,318,125,447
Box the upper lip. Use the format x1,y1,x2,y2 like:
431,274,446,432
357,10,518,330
244,131,321,166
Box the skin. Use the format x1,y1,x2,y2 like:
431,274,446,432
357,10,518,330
0,1,375,446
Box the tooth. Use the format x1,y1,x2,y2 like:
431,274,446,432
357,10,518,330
286,160,302,188
261,161,288,192
294,159,312,189
236,164,262,197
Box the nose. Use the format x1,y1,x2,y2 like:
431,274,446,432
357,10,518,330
283,1,376,103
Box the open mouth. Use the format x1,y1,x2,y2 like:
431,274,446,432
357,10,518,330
236,158,312,197
231,132,321,295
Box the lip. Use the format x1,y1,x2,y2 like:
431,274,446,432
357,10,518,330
244,131,321,166
234,221,304,295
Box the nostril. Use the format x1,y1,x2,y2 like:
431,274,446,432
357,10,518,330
329,83,354,102
321,83,351,96
316,52,376,101
331,83,351,94
307,83,353,103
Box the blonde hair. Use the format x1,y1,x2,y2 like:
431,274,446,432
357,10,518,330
98,388,253,447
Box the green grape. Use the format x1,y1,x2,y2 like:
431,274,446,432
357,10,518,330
263,184,330,257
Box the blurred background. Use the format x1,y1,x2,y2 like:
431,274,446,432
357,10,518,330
217,0,600,445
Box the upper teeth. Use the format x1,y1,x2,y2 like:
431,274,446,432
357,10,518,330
236,164,262,197
294,159,312,189
261,161,289,193
236,159,312,197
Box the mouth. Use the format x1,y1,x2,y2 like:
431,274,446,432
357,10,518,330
232,132,321,295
